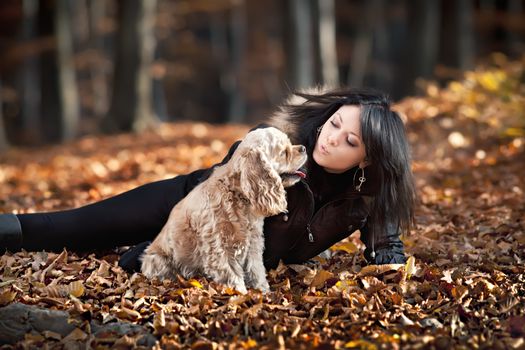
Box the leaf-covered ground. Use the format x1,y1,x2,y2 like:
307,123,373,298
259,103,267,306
1,58,525,349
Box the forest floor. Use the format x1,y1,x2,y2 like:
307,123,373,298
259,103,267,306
1,78,525,348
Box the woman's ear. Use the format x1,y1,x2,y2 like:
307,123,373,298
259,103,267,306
359,156,370,169
240,149,288,216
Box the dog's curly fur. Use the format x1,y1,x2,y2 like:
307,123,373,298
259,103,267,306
141,127,307,293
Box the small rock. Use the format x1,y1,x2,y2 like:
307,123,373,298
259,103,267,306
398,313,415,326
419,317,443,329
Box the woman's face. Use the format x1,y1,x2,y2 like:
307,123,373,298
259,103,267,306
313,105,368,173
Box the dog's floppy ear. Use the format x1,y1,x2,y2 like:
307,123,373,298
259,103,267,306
239,148,287,216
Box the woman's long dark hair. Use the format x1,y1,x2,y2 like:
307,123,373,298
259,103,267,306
281,87,416,238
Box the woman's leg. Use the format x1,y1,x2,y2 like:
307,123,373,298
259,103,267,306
11,175,192,252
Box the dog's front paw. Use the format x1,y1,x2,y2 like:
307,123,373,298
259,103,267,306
233,283,248,294
252,279,271,294
141,252,171,279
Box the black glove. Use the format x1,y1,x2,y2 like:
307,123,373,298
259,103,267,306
360,220,406,265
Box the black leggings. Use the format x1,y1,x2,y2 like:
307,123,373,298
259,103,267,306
17,175,193,252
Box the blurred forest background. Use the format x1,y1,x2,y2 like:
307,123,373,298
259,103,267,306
0,0,524,150
1,2,525,348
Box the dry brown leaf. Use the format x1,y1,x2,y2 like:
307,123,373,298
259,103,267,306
0,289,17,306
358,264,404,277
116,306,142,321
40,280,84,298
62,328,88,342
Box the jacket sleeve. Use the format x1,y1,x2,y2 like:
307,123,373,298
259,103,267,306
359,219,406,264
281,229,352,266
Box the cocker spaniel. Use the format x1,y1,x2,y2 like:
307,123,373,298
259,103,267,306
141,127,307,293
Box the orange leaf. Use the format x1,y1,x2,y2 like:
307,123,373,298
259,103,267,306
309,270,334,288
330,241,358,254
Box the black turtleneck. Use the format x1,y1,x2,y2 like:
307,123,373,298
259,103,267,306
305,161,358,212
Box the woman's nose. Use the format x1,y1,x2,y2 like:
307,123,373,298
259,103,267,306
327,134,338,146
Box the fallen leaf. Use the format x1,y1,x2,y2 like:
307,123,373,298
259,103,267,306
405,256,417,279
358,264,404,277
344,339,377,349
189,279,203,289
63,328,88,342
310,270,334,288
0,289,17,306
330,241,358,254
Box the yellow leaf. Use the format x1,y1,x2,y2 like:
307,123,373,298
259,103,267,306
505,128,525,137
449,81,464,93
335,279,357,290
241,338,258,349
405,256,416,280
478,70,506,91
189,279,203,289
330,241,358,254
68,281,85,298
344,339,377,349
309,270,334,288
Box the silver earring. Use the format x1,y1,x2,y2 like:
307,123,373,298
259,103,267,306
316,126,322,137
353,167,366,192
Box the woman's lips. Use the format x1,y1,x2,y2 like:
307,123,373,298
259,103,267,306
319,144,329,155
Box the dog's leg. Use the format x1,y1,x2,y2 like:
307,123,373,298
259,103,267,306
140,252,174,280
206,256,247,294
244,233,270,293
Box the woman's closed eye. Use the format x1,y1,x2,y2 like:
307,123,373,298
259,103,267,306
330,120,357,147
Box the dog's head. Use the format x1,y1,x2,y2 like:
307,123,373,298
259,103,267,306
233,127,308,216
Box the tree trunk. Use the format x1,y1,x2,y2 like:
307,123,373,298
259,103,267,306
289,0,315,89
39,0,61,142
55,0,80,141
318,0,338,86
419,1,441,78
104,0,158,133
457,0,475,70
347,0,383,88
88,0,109,120
0,79,9,152
506,0,522,55
370,0,389,90
227,0,247,123
19,0,41,144
403,0,441,86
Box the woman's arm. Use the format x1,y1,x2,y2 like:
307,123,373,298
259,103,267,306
272,218,406,267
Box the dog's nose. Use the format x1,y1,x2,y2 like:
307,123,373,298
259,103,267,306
298,145,306,153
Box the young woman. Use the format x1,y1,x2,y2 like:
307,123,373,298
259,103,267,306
0,87,416,271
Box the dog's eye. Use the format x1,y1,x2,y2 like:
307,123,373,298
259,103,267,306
281,149,288,158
